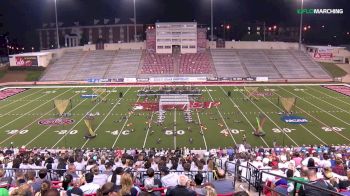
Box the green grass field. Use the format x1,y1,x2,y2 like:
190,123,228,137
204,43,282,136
1,84,350,149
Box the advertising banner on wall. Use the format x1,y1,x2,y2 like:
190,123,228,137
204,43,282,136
314,48,333,60
15,56,38,66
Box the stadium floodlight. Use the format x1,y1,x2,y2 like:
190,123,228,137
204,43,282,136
54,0,60,48
298,0,304,50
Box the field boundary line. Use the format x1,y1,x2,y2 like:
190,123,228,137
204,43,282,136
0,88,85,145
279,87,350,142
264,91,326,145
25,88,89,146
196,110,208,150
143,111,155,148
280,86,350,127
219,87,269,147
205,86,237,145
0,88,69,129
233,86,298,146
51,87,117,148
304,87,350,114
0,88,46,110
112,96,142,148
0,89,57,118
81,87,131,148
308,87,350,107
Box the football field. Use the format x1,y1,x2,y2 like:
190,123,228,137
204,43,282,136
0,84,350,149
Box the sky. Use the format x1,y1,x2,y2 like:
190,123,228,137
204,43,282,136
0,0,349,48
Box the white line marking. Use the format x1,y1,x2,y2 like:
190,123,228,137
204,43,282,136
51,88,117,148
143,111,155,148
264,90,326,145
234,86,298,146
0,88,69,129
196,110,208,150
279,87,350,142
219,86,269,147
81,87,131,148
24,89,88,146
0,88,46,110
205,86,237,145
0,89,56,118
112,96,141,148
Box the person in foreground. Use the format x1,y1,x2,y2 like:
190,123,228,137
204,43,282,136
166,175,196,196
211,169,235,194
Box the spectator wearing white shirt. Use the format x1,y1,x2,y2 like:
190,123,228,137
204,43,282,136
80,172,100,194
91,166,108,187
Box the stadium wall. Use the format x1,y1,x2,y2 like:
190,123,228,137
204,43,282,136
224,41,299,50
104,42,146,50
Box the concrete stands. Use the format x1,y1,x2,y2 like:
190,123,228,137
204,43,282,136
41,49,86,81
104,50,142,79
211,49,248,78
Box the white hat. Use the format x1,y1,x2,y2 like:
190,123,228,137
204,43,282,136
256,156,262,161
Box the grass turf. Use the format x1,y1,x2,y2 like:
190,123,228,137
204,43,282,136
0,85,350,149
320,62,347,78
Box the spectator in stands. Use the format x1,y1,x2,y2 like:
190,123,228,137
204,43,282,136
0,188,9,196
160,166,178,188
104,162,114,176
66,187,84,196
79,172,100,194
34,180,50,196
97,182,118,196
62,174,74,191
144,168,162,188
299,169,336,196
92,166,108,187
204,185,217,196
332,158,346,176
143,178,161,196
290,166,309,193
32,169,48,192
166,175,196,196
211,169,234,194
0,168,12,187
45,188,60,196
191,173,205,196
108,167,124,189
119,173,138,196
65,163,80,181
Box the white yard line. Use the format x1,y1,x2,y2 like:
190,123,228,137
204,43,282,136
195,110,208,150
263,91,326,145
279,87,350,142
25,89,89,146
81,87,131,148
301,87,350,116
279,86,350,127
51,88,117,148
0,88,46,110
0,88,70,129
0,87,80,145
219,87,269,147
234,86,299,146
308,86,350,107
0,89,56,118
205,86,237,145
143,111,155,148
112,96,141,148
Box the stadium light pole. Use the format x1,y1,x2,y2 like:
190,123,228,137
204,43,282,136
133,0,137,42
298,0,304,50
54,0,60,48
210,0,214,41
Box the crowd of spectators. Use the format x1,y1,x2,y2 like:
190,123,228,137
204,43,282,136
0,146,246,196
1,144,350,196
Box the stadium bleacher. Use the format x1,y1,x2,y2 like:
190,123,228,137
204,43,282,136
104,50,142,79
179,51,213,75
140,51,174,75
